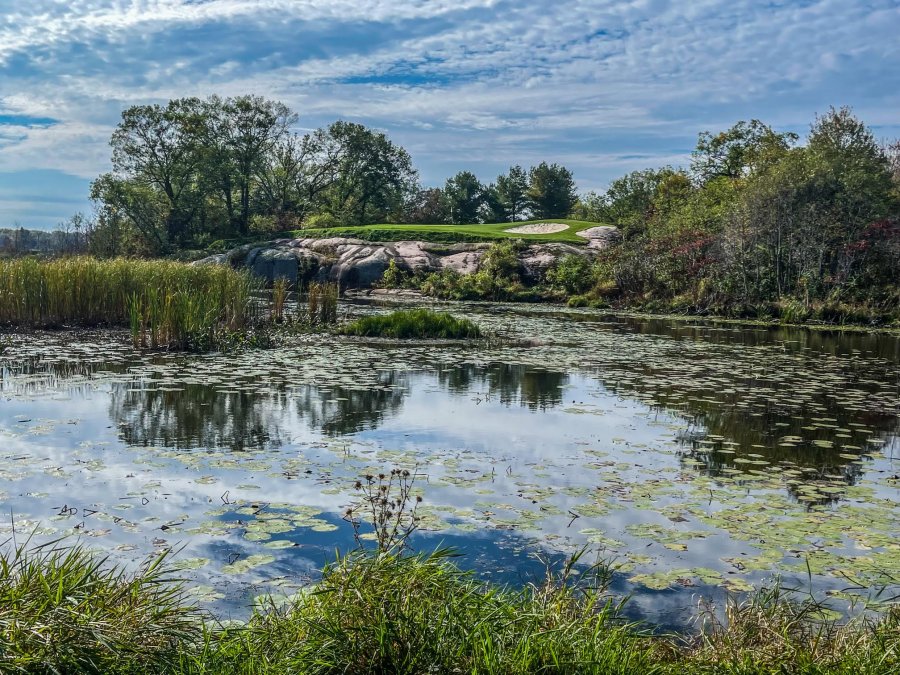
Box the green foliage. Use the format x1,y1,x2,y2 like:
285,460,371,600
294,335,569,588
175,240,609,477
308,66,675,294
380,259,407,288
0,541,201,674
4,542,897,674
496,164,530,221
341,309,482,339
0,257,261,351
303,213,340,229
444,170,485,224
691,119,797,182
582,107,900,324
546,254,595,295
527,162,578,219
92,98,417,251
419,241,534,302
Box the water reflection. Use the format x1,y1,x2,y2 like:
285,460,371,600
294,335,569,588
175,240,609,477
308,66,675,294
112,384,287,452
2,309,898,625
438,363,568,410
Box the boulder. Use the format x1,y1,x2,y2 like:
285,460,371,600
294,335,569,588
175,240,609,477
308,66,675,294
192,233,613,288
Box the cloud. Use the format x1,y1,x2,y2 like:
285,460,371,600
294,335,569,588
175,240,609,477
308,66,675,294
0,0,898,227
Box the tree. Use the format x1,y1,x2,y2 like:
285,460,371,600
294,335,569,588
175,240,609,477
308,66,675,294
202,95,296,235
592,168,689,238
526,163,577,219
314,121,418,225
90,174,170,253
444,171,484,224
109,97,207,245
406,188,450,224
494,165,529,221
691,119,798,183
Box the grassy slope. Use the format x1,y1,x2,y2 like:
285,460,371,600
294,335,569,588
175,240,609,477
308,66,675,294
289,219,604,244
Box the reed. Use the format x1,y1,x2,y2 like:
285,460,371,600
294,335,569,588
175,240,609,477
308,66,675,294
304,281,339,325
0,257,261,350
271,277,290,323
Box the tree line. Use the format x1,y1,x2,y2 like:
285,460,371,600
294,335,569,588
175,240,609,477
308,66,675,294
568,108,899,320
54,96,900,321
87,95,578,254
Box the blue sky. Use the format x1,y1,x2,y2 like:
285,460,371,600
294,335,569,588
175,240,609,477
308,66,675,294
1,0,898,230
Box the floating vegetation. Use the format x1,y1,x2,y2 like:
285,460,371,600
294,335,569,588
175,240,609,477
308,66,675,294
0,302,897,627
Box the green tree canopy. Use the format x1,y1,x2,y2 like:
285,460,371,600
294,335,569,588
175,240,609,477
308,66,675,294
526,162,577,219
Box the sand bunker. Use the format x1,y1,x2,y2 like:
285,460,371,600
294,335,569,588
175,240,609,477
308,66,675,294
576,226,618,239
575,225,621,249
504,222,570,234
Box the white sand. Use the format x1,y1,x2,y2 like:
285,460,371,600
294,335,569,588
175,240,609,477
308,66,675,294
504,222,570,234
576,226,618,239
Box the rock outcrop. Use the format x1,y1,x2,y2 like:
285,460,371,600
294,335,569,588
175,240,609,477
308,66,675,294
193,235,613,287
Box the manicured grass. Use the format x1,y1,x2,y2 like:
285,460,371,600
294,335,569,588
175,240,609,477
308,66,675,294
341,309,482,339
2,544,898,674
290,219,605,245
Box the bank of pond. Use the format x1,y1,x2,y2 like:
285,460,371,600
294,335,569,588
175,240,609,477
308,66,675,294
1,542,898,674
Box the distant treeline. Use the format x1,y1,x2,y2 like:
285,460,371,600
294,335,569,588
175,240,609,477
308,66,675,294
14,97,900,323
0,225,85,255
83,95,578,255
571,109,899,322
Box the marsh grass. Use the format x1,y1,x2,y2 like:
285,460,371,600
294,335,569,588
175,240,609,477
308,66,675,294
0,539,203,674
690,583,900,674
271,277,290,323
200,548,657,675
0,257,260,350
341,309,482,339
305,282,339,326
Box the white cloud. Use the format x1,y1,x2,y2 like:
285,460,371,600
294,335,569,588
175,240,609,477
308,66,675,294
0,0,898,226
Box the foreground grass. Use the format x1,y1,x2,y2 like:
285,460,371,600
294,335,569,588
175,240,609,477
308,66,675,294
341,309,482,339
1,544,898,674
0,542,202,674
0,257,261,350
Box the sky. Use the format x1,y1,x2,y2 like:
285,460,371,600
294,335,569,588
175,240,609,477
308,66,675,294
0,0,898,230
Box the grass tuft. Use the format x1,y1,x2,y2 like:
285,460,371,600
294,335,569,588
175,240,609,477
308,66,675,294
341,309,481,339
0,539,203,674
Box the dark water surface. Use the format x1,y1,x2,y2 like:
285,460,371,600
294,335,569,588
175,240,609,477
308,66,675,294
1,303,898,627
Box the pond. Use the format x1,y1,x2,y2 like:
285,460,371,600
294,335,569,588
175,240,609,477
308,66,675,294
1,301,898,629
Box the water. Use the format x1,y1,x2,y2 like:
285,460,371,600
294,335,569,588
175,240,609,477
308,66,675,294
1,302,898,627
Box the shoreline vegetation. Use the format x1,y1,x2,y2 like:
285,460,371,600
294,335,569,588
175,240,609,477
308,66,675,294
0,257,265,351
2,469,897,673
1,540,897,674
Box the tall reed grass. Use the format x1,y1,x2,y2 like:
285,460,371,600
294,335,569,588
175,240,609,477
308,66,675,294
0,257,260,350
305,281,339,326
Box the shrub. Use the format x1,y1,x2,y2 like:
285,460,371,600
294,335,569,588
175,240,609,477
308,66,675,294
303,213,340,229
546,254,594,295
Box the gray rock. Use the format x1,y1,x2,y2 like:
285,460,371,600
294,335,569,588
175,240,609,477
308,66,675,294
192,233,613,288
